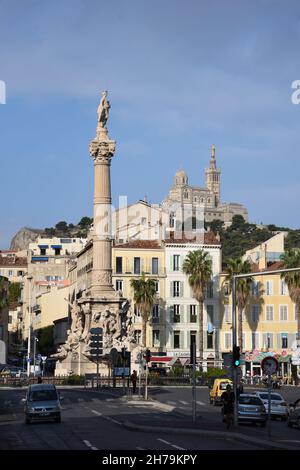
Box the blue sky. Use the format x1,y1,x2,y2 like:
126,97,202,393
1,0,300,248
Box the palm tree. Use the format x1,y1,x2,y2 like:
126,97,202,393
225,258,253,351
280,249,300,347
182,249,213,365
130,273,157,348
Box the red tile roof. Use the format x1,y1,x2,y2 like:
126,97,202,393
165,231,220,245
114,240,162,249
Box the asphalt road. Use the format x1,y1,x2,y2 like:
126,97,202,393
0,387,260,451
148,385,300,446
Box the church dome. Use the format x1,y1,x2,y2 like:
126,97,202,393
174,169,188,186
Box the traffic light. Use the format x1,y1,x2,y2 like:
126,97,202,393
232,345,240,368
145,349,151,363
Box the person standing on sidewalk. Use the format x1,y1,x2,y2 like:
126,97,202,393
130,370,137,394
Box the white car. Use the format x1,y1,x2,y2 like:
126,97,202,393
254,391,288,421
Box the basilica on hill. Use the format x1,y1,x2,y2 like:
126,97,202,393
162,144,248,229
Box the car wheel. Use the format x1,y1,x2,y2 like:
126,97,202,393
260,421,266,428
287,419,293,428
281,416,287,422
55,414,61,423
25,416,31,425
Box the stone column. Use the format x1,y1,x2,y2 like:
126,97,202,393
89,120,116,297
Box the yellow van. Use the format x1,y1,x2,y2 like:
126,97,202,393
209,378,233,405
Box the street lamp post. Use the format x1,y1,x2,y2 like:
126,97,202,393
26,275,33,378
33,337,39,377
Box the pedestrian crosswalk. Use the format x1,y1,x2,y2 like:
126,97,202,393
166,399,207,407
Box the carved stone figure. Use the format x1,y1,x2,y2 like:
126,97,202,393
97,91,110,128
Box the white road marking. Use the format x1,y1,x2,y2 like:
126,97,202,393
136,447,144,450
167,401,176,405
157,438,171,445
105,416,121,425
179,400,188,405
157,438,186,450
196,401,205,406
171,444,186,450
83,440,98,451
91,409,102,416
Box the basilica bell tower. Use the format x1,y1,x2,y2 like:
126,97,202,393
205,144,221,208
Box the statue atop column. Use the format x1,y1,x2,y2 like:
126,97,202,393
97,91,110,129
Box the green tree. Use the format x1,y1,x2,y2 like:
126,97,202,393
55,221,68,232
0,276,8,309
78,217,93,228
130,273,157,347
280,249,300,347
224,258,253,351
206,219,224,235
8,282,21,304
182,250,212,365
37,326,55,356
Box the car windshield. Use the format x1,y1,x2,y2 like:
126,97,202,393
220,383,231,390
258,393,282,401
239,396,262,405
29,390,58,402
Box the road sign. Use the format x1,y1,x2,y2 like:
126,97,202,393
41,356,47,362
291,346,300,366
261,356,278,375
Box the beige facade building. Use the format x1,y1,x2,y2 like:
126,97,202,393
22,237,86,340
220,239,298,378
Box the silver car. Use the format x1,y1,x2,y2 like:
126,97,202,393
23,384,62,424
238,394,267,426
254,391,288,421
287,398,300,428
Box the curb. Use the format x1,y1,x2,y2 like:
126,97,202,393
123,421,298,450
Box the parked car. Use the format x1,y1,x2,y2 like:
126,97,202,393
209,378,233,406
22,384,63,424
0,366,25,377
287,398,300,428
238,394,267,427
254,391,288,421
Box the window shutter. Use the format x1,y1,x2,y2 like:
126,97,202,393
170,331,174,348
180,331,185,349
288,333,295,348
262,333,267,349
187,332,190,349
203,331,207,350
180,304,185,322
180,281,184,298
277,333,281,349
170,282,173,298
169,305,174,322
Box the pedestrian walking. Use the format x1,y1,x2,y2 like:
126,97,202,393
130,370,137,394
221,384,235,429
